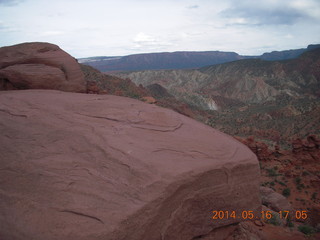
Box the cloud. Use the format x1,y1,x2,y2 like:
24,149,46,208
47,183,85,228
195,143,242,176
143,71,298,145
220,0,311,26
40,31,64,37
131,32,173,52
133,32,157,45
0,21,19,32
0,0,24,6
0,0,319,57
187,5,199,9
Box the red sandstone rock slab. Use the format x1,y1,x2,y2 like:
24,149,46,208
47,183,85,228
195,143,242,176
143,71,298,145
0,90,260,240
0,42,86,92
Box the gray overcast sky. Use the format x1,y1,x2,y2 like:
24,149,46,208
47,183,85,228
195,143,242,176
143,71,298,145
0,0,319,58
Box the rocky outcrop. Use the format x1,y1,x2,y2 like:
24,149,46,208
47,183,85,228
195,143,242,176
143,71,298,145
141,96,156,104
237,136,272,161
260,187,292,212
0,42,86,92
291,135,320,163
0,90,260,240
292,138,304,153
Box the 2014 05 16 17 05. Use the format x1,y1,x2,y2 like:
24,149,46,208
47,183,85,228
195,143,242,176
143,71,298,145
211,210,308,220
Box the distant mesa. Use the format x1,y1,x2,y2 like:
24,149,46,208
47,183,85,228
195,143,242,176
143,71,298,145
79,44,320,72
0,42,86,92
80,51,245,72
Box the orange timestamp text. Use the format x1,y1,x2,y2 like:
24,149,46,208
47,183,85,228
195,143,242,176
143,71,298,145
212,210,308,220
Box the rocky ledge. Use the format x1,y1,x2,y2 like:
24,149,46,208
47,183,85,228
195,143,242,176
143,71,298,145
0,90,260,240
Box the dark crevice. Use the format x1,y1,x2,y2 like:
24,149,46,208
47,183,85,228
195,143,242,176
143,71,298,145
60,210,104,224
0,108,27,118
192,235,205,239
0,77,15,90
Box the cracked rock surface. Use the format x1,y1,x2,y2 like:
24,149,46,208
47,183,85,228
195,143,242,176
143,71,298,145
0,90,260,240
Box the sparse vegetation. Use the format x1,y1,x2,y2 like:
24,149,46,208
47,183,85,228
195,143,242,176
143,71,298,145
278,181,286,186
267,213,280,226
259,162,264,170
282,188,291,197
286,217,294,228
295,177,305,190
267,167,278,177
298,224,316,235
311,192,317,200
302,171,310,176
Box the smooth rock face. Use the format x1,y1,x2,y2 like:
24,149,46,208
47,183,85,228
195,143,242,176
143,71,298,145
0,90,260,240
0,42,86,92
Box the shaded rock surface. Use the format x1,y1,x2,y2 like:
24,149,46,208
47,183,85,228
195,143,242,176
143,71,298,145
0,90,260,240
0,42,86,92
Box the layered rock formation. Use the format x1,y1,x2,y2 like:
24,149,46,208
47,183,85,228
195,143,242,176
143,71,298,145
0,90,260,240
116,48,320,109
0,42,86,92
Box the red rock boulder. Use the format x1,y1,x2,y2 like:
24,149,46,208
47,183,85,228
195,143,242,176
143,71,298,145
0,42,86,92
0,90,260,240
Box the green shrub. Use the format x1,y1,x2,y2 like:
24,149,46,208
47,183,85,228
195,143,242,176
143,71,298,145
311,192,317,200
302,171,310,176
295,177,305,190
267,213,280,226
286,218,294,228
267,168,278,177
259,162,263,169
298,225,315,235
282,188,291,197
278,181,286,186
